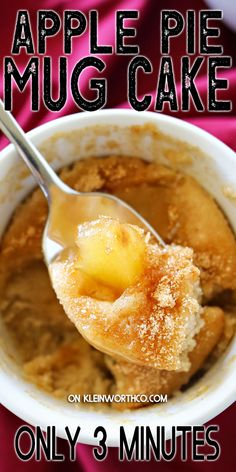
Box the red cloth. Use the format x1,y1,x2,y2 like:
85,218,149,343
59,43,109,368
0,403,235,470
0,1,235,470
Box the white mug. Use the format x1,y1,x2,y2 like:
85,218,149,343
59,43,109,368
0,110,235,446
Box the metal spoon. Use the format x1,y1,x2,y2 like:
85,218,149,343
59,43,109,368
0,100,164,265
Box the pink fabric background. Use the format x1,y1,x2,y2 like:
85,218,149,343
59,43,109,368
0,0,235,470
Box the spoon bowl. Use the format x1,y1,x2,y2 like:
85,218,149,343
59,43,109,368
44,186,165,265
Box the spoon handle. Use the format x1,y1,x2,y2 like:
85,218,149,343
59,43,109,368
0,99,68,202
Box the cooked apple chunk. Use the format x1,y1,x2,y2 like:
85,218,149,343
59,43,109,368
75,217,147,292
50,217,203,371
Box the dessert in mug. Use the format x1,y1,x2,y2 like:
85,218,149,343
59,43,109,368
50,216,203,371
0,156,235,409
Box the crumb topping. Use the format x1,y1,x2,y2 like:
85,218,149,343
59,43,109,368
50,229,203,371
